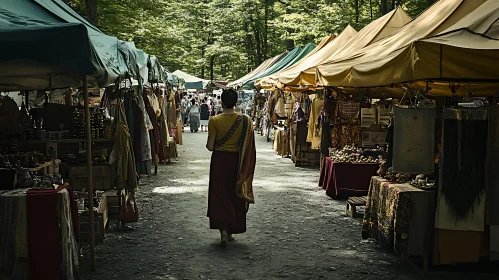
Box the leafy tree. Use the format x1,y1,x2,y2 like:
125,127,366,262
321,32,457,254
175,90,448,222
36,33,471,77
63,0,434,81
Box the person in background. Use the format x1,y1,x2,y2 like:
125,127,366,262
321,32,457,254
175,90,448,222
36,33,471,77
208,97,216,117
205,89,256,247
189,99,200,132
200,97,210,132
181,96,189,130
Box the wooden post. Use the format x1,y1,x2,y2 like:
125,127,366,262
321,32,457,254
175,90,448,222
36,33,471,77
83,76,96,271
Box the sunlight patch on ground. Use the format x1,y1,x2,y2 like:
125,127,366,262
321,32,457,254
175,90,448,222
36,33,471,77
153,186,204,194
169,178,209,186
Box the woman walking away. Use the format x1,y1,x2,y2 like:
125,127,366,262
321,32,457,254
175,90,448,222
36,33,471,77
200,97,210,132
206,89,256,247
189,99,200,132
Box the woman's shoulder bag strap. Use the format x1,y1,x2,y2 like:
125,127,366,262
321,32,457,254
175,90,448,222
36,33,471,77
214,114,243,149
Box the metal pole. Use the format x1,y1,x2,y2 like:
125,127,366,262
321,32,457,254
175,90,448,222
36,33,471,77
83,76,96,271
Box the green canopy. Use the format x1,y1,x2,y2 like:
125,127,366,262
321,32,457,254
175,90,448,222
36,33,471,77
242,43,316,89
0,0,161,90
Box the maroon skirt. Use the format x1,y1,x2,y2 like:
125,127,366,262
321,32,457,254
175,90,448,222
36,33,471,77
207,150,247,234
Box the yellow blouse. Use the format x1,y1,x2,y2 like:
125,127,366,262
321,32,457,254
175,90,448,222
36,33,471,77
208,114,243,152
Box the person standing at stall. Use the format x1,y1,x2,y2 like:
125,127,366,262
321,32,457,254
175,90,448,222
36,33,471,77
200,97,210,132
205,89,256,247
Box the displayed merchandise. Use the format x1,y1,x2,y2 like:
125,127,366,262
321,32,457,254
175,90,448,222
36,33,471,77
392,106,436,174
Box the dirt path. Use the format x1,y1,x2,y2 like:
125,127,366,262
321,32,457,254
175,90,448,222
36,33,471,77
80,129,420,280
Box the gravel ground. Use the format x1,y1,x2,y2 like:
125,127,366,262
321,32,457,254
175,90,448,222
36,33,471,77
80,128,423,280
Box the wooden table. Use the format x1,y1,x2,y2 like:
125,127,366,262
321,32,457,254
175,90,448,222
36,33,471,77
362,176,435,258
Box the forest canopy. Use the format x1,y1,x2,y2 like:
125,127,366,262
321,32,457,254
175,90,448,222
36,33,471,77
63,0,435,81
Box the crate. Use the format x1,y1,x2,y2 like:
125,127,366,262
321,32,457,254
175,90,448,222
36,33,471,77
104,190,120,220
78,213,104,244
69,164,114,191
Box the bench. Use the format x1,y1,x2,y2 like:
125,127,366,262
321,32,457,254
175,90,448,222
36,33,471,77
346,196,368,218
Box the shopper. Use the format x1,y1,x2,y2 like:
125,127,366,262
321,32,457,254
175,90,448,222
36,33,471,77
205,89,256,247
189,99,200,132
200,97,210,132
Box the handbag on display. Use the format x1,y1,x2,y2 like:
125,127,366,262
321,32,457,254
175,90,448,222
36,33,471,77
120,190,139,223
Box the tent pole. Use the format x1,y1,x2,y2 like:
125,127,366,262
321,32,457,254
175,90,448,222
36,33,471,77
83,76,96,271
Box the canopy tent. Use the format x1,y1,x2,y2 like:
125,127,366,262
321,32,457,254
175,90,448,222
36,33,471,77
243,43,317,89
172,70,209,89
255,34,336,89
0,0,107,90
279,7,412,87
315,0,487,91
322,0,499,97
0,0,160,91
227,52,286,88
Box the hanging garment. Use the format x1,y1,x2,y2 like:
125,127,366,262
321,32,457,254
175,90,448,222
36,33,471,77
110,98,137,192
143,94,164,163
435,108,488,232
320,121,331,156
307,98,324,150
275,97,286,117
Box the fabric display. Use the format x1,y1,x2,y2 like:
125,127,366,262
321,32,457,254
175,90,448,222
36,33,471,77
0,187,79,280
434,108,488,265
435,109,488,231
362,177,435,257
340,125,360,147
338,98,360,124
392,106,436,174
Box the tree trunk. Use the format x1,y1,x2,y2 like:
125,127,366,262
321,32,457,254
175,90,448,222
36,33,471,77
85,0,98,26
209,56,215,81
250,17,262,64
263,0,270,60
370,0,373,20
200,45,206,79
380,0,389,15
355,0,360,23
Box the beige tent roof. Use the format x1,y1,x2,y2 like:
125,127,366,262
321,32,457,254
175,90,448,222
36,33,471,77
316,0,487,88
255,34,335,89
227,53,285,87
278,7,412,87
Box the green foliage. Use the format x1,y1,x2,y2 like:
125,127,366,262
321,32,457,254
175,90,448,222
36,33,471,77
63,0,433,81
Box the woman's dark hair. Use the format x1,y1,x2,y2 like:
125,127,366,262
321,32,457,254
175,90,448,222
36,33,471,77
191,99,196,105
221,89,238,108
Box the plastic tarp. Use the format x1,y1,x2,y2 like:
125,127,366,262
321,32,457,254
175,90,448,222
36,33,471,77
315,0,487,89
255,35,335,89
172,70,209,89
227,53,285,87
281,7,412,87
244,43,316,89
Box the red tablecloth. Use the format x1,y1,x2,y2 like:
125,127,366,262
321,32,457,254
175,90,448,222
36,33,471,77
319,157,379,199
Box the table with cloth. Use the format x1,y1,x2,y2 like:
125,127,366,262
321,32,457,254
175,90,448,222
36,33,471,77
319,156,379,199
0,186,79,280
362,176,435,257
